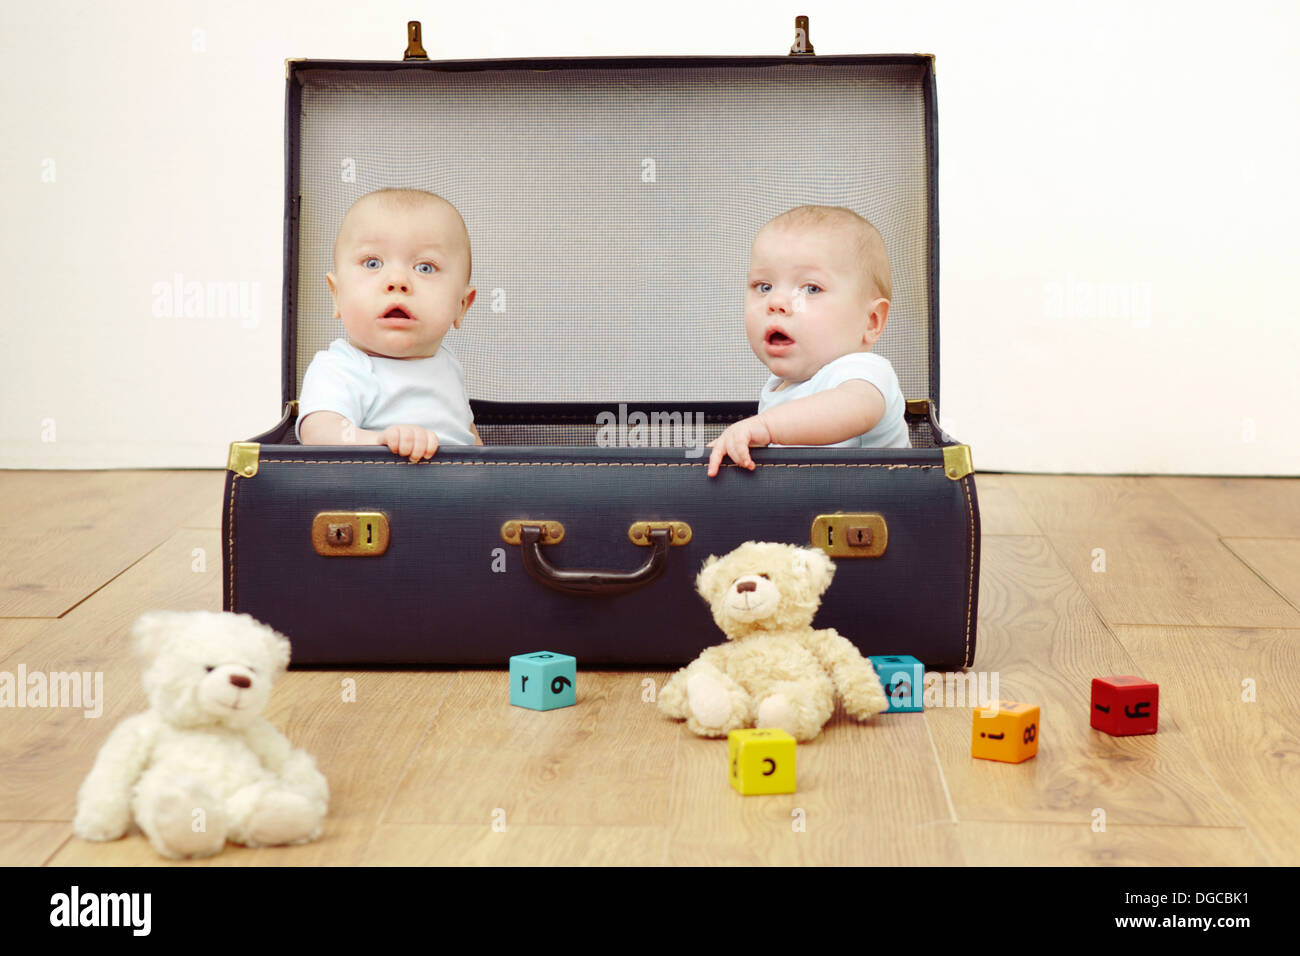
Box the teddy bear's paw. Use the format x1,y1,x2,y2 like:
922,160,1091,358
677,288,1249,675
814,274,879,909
239,791,324,848
137,779,228,859
842,668,891,719
758,683,832,741
686,672,740,729
756,693,795,732
73,802,130,843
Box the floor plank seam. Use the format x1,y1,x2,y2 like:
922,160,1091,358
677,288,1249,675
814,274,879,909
921,712,958,826
53,538,172,622
1218,539,1300,617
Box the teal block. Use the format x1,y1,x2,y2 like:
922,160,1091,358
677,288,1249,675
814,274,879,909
509,652,577,710
869,655,924,712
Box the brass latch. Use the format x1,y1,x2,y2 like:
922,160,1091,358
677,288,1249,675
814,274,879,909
810,514,888,558
312,512,390,556
789,15,815,55
403,21,428,60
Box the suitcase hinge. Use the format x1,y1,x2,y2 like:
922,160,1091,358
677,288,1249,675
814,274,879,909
404,21,429,60
227,442,261,478
942,444,974,481
789,15,815,55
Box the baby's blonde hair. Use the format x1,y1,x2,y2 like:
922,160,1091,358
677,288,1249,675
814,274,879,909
333,188,472,280
762,205,891,302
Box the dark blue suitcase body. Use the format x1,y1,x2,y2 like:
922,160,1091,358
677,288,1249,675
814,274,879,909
223,48,981,669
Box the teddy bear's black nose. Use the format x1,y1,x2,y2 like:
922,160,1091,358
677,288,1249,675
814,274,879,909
229,674,252,689
736,580,757,593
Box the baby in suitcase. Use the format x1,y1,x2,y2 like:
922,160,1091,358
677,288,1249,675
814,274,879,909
296,188,480,461
706,205,910,477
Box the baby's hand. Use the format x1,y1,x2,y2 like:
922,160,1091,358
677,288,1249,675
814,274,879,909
378,425,439,462
706,416,773,477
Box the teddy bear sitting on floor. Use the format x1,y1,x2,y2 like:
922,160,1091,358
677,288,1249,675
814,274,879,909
74,611,328,859
658,541,890,741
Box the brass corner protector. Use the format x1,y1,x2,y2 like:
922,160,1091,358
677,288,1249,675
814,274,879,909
227,442,260,478
942,444,974,480
285,57,306,80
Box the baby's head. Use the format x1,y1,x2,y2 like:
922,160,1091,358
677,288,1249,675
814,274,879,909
745,205,891,384
327,188,476,360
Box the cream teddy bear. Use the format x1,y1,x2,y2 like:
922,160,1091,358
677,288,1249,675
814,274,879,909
658,541,890,741
74,611,328,859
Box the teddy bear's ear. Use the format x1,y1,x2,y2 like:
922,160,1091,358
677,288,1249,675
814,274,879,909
790,547,836,593
132,611,180,662
257,620,292,677
695,554,727,602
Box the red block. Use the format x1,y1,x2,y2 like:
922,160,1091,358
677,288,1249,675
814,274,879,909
1091,676,1159,736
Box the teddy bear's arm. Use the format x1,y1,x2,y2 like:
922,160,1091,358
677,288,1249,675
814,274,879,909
803,628,889,720
74,712,160,842
242,719,329,809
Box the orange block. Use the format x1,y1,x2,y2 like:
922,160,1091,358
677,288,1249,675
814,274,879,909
971,700,1040,763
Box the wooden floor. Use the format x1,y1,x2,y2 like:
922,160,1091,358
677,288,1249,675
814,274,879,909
1,471,1297,867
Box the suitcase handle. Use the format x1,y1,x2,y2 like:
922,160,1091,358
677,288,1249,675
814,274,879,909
518,524,672,596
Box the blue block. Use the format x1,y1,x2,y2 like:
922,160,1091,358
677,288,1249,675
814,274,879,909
869,655,924,712
509,652,577,710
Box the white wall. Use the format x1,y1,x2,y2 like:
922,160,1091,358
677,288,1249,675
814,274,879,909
2,0,1296,474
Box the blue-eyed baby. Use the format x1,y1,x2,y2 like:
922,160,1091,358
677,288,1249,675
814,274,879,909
707,205,910,476
297,188,480,461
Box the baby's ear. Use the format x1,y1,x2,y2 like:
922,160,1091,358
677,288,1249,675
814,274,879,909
326,273,341,319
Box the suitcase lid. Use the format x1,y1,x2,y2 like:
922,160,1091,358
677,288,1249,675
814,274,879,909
282,52,939,412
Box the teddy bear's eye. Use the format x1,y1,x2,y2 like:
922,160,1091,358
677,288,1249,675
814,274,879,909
759,574,770,580
204,666,215,673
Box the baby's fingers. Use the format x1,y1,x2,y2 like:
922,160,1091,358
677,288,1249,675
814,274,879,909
416,430,439,461
706,441,727,478
728,432,756,471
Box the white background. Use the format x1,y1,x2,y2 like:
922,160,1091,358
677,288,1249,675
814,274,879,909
2,0,1296,474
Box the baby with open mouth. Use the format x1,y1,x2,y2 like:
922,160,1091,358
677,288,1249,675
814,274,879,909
706,205,910,477
296,188,480,460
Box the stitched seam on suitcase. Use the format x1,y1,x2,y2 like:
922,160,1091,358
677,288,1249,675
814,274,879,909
228,476,238,610
962,475,974,665
258,460,939,469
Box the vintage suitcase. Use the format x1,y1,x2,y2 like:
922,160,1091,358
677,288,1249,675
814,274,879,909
222,26,981,669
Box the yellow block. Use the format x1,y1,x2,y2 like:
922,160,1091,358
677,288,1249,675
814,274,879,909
728,728,797,795
971,700,1040,763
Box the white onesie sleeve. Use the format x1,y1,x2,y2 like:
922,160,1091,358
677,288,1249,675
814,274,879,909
295,340,379,442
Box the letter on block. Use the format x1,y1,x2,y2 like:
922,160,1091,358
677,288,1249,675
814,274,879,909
971,700,1040,763
1090,675,1158,736
869,654,924,713
728,728,796,795
509,651,577,711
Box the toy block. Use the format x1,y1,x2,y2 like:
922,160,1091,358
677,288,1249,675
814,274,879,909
869,654,925,712
971,700,1040,763
509,652,577,711
728,728,796,795
1091,676,1158,736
